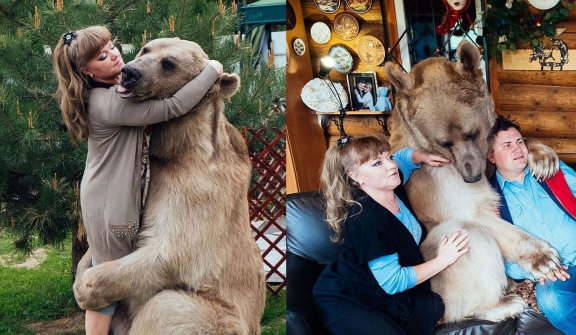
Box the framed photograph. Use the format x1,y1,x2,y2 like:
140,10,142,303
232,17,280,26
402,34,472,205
347,72,378,110
313,0,341,14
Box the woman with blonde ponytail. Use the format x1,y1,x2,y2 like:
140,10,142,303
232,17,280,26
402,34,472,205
313,134,469,335
52,26,223,335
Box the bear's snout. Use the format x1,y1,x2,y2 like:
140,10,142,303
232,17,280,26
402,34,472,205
121,66,141,89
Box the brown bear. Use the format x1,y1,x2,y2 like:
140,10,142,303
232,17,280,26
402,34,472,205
384,40,563,322
73,38,266,335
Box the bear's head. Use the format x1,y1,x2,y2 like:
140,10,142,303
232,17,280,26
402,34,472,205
384,40,495,183
117,38,239,101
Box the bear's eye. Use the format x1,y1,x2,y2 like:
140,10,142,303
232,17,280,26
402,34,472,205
162,59,176,70
439,140,453,148
465,130,479,141
140,47,149,55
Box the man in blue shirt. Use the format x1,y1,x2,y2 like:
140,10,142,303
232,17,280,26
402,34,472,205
487,115,575,335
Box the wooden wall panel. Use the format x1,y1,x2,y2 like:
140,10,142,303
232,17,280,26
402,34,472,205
493,8,576,165
498,111,576,139
498,84,576,112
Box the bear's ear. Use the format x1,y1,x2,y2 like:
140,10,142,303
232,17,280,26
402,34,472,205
384,62,413,93
219,73,240,98
455,40,481,77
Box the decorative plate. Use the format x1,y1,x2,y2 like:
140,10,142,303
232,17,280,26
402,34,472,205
345,0,372,13
329,45,353,74
310,22,331,44
333,13,359,41
313,0,340,13
357,35,385,65
293,38,306,56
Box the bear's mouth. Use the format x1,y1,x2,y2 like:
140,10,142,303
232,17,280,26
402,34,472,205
116,85,146,99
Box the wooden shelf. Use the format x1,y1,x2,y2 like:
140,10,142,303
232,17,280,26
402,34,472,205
315,110,392,136
314,110,391,116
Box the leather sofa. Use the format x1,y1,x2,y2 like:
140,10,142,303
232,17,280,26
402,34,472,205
286,191,565,335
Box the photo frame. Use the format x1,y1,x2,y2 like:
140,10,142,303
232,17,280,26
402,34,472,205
346,71,378,111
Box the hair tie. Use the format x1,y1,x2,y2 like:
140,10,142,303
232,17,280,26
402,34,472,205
63,31,76,45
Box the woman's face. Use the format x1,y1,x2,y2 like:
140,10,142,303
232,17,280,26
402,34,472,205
348,151,401,193
446,0,468,12
81,40,124,84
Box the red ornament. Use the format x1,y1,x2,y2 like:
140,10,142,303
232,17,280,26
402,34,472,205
535,17,542,27
436,0,472,35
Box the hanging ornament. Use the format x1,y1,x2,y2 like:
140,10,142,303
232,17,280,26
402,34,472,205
232,1,237,15
28,111,33,128
16,101,21,114
535,16,543,27
212,21,215,37
436,0,472,35
505,0,513,9
34,6,39,29
53,173,58,190
142,29,147,46
236,31,240,48
97,0,103,6
56,0,63,12
147,1,151,14
219,0,225,14
170,16,175,32
11,217,15,228
258,100,262,113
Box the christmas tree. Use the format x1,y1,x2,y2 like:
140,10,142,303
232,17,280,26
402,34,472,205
0,0,285,273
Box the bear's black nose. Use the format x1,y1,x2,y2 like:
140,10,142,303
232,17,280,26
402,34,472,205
121,66,141,88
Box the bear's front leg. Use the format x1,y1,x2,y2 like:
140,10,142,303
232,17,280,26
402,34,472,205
73,261,122,310
525,138,559,180
488,218,563,280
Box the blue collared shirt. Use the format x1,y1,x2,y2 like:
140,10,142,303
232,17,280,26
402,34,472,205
499,162,576,280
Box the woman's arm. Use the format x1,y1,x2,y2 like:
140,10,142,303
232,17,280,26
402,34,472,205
96,63,221,126
412,231,469,285
369,231,470,294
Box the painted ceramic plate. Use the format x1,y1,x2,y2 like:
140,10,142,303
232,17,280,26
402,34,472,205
527,0,560,10
313,0,341,13
293,38,306,56
345,0,372,13
334,13,359,41
310,22,331,45
357,35,385,65
329,45,353,74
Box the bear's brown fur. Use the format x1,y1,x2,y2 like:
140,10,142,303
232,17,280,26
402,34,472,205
384,40,562,322
73,38,266,335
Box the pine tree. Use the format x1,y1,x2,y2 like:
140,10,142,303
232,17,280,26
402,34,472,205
0,0,285,274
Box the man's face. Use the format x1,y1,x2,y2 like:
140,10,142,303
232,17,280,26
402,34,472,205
487,128,528,178
357,82,366,90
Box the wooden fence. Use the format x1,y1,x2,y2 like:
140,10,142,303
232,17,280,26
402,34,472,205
246,127,286,296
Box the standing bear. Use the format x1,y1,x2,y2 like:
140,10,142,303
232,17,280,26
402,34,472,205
384,40,564,322
73,38,266,335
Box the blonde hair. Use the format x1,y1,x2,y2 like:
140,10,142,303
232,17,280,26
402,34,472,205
320,133,392,242
52,26,112,143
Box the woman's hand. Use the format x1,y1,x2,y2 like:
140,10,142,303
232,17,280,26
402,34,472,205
208,59,223,76
412,150,450,167
436,230,470,268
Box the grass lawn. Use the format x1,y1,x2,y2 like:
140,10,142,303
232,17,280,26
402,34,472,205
0,231,286,335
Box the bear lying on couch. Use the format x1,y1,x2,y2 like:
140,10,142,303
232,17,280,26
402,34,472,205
286,191,565,335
